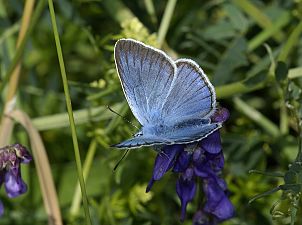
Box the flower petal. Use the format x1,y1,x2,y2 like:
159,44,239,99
211,107,230,123
203,178,234,220
193,210,209,225
146,178,155,193
206,152,224,172
13,144,32,164
200,131,221,154
152,145,183,180
212,194,234,220
173,150,192,173
176,168,196,221
5,166,27,198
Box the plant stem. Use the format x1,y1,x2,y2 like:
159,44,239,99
232,0,284,41
216,80,265,99
296,114,302,162
144,0,157,25
247,12,291,52
47,1,92,224
101,0,134,23
233,97,280,138
157,0,177,47
290,195,299,225
10,110,63,225
0,0,46,98
0,0,41,146
5,0,35,101
278,20,302,62
70,140,97,218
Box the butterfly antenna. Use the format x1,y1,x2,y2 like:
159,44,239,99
113,149,130,171
107,105,139,130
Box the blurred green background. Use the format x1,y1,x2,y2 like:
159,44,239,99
1,0,302,224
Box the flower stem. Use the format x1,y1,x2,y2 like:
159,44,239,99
47,1,92,224
157,0,177,47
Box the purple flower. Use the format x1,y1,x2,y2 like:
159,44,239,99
0,144,32,216
176,168,196,221
147,107,234,224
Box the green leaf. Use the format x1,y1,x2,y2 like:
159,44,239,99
284,171,297,184
203,20,237,41
275,61,288,82
223,3,249,32
279,184,302,193
213,37,248,85
243,70,268,87
249,186,281,204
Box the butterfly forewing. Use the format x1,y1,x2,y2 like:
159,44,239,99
114,39,176,126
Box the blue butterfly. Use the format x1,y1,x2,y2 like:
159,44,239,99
113,39,221,149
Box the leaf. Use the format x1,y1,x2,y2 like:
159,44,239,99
288,82,302,100
284,171,297,184
202,20,237,41
243,70,268,87
249,186,281,204
223,3,249,32
213,37,248,85
279,184,302,193
275,61,288,82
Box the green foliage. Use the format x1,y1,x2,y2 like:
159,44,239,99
1,0,302,224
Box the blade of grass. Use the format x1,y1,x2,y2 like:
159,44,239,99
157,0,177,47
0,22,20,46
216,80,266,99
69,140,97,218
288,67,302,79
47,0,92,224
5,0,35,102
232,0,284,41
247,12,291,52
278,20,302,62
277,20,302,135
144,0,157,25
0,0,46,97
0,0,40,146
10,110,62,225
32,103,124,131
101,0,135,23
233,97,280,138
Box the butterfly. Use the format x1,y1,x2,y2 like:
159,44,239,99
113,38,221,149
